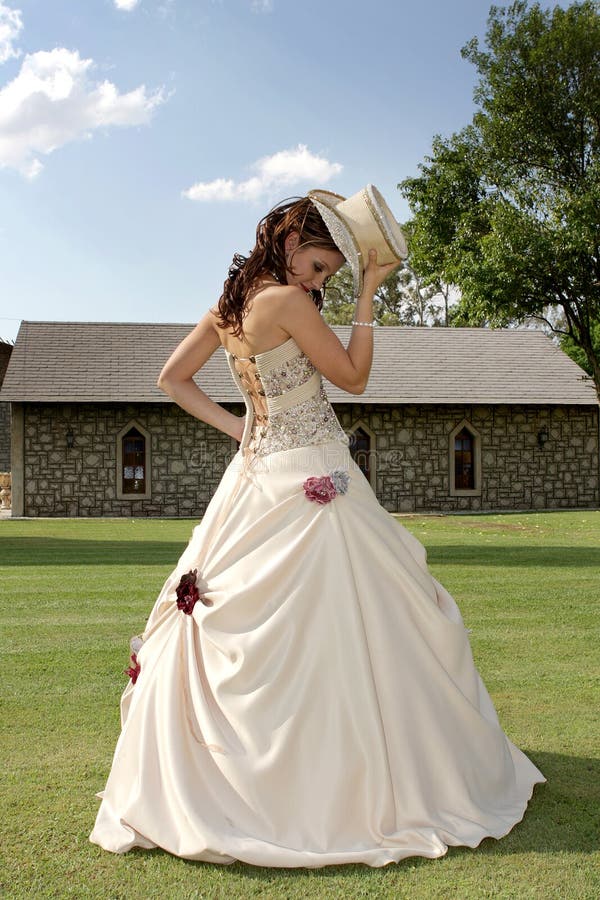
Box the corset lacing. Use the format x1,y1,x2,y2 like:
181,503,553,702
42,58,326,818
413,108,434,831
229,354,270,489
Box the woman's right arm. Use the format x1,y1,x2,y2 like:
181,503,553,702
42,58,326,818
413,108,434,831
157,312,245,441
277,249,401,394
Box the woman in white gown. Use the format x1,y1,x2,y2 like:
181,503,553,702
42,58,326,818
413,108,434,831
89,185,546,867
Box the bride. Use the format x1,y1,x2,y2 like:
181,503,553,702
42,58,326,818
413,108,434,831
89,184,546,868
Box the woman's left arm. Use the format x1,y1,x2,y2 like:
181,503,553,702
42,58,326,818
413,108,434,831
157,311,245,442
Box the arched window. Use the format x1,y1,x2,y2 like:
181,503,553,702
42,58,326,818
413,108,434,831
349,425,371,481
449,419,481,496
116,420,152,500
122,426,146,494
454,426,475,489
347,420,377,490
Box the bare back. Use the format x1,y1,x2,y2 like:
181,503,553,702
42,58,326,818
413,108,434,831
210,280,291,359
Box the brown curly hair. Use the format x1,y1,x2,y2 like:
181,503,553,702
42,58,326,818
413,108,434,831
212,195,342,340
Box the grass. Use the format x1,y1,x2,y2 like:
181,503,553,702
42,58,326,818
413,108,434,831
1,510,599,899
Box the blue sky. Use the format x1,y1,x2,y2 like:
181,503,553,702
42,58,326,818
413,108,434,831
0,0,563,343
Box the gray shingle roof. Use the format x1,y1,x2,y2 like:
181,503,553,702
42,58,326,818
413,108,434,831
0,320,596,406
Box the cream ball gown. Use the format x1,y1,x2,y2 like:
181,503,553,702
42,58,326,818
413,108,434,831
89,335,546,867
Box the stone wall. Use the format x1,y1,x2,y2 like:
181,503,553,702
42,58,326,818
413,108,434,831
336,402,599,513
16,400,600,516
0,341,12,471
20,402,242,517
0,402,10,472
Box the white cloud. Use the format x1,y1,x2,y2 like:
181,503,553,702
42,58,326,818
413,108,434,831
0,47,169,178
114,0,140,10
251,0,274,12
183,144,342,202
0,2,23,64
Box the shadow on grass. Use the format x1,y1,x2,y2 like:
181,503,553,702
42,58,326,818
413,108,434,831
1,537,189,566
425,545,600,568
5,536,600,570
123,750,598,876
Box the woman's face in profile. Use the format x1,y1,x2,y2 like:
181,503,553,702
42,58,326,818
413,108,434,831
284,230,345,294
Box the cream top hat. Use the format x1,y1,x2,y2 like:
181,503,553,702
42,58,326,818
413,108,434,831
307,184,409,297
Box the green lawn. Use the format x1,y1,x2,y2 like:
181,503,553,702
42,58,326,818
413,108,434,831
1,511,599,899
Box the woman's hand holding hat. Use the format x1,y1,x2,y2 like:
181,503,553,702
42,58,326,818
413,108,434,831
362,248,402,296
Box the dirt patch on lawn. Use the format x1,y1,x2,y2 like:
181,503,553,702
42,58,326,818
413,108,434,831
456,520,539,533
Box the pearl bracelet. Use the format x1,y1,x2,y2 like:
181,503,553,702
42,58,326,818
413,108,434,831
351,320,377,327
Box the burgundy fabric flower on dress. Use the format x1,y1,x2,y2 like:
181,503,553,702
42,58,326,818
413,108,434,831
124,651,141,684
176,568,213,613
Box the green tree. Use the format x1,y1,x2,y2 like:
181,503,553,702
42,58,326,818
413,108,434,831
400,1,600,397
559,318,600,373
323,263,455,326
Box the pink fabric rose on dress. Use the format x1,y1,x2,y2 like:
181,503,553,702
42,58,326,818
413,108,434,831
303,468,350,504
303,475,338,504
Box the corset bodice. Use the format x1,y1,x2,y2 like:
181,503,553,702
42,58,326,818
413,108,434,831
224,335,350,460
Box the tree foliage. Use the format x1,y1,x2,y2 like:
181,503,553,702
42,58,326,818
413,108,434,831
559,318,600,373
322,263,456,327
399,1,600,397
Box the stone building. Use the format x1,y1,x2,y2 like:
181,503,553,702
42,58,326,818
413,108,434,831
1,320,598,517
0,338,13,472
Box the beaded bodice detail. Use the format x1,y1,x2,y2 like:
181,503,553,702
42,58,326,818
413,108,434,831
225,336,349,464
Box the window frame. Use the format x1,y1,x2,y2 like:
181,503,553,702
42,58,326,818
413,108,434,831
116,419,152,501
448,418,482,497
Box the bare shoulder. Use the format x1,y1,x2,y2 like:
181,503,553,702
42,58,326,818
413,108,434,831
265,285,308,320
209,287,290,353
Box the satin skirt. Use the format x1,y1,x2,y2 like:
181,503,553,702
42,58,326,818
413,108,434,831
89,440,546,867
